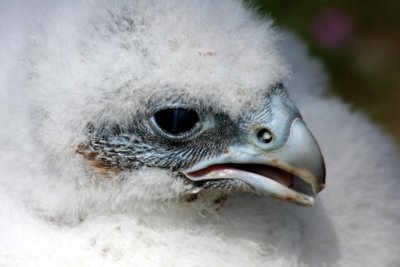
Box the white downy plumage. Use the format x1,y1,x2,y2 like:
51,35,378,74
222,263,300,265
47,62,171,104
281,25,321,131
0,0,399,266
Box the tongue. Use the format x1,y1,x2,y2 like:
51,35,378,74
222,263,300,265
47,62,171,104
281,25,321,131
185,164,314,206
189,164,292,187
249,165,292,187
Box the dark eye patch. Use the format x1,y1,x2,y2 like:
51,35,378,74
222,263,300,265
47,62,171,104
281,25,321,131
153,108,199,135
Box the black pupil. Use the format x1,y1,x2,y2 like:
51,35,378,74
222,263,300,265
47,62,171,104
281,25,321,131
154,108,199,134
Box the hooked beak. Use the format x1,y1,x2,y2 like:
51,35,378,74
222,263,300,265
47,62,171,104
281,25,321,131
182,118,325,206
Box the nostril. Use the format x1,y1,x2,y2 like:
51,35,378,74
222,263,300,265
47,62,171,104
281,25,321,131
257,128,273,144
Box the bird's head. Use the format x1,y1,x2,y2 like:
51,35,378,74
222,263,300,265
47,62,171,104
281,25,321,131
76,83,325,207
30,0,325,212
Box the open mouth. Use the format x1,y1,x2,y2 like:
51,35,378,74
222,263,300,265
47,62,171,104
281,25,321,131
184,163,316,206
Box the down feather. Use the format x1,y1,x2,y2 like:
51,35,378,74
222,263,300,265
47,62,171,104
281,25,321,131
0,0,399,266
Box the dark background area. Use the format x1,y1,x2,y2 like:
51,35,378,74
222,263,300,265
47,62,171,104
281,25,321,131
248,0,400,145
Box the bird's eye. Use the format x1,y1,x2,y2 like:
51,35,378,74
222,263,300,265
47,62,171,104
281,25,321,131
153,108,200,135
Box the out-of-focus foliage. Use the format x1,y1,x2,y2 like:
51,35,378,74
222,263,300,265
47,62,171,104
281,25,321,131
247,0,400,145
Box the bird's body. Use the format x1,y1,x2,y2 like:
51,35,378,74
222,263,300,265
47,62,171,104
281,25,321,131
0,1,399,266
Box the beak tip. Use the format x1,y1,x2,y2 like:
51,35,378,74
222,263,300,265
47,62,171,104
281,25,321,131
318,183,326,192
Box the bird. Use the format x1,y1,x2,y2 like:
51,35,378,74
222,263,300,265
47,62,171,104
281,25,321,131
0,0,399,266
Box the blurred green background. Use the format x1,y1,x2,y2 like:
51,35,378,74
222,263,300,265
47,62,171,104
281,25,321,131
248,0,400,145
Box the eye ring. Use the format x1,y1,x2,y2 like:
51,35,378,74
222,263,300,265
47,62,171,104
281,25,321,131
151,107,202,139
